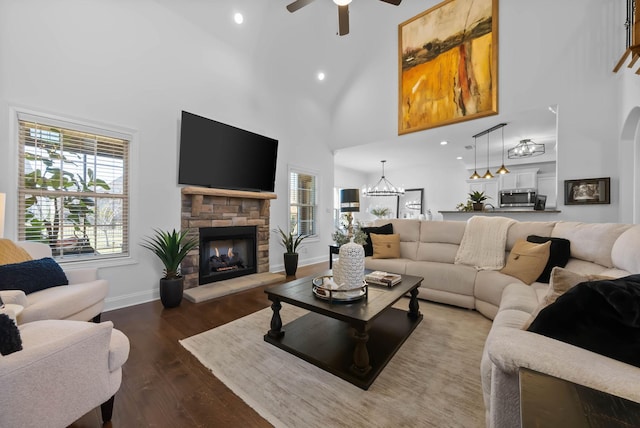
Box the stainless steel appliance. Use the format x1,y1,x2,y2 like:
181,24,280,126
499,189,537,207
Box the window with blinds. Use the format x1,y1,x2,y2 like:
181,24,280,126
289,169,317,237
17,113,130,261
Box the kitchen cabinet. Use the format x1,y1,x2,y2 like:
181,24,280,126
499,168,539,190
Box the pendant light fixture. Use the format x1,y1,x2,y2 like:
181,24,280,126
508,139,545,159
482,132,494,179
362,160,405,197
469,137,481,180
495,126,510,175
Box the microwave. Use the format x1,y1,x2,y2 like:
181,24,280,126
499,189,537,207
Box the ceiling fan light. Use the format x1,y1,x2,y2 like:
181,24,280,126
333,0,351,5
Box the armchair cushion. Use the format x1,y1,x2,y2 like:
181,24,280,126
0,314,22,356
0,258,68,294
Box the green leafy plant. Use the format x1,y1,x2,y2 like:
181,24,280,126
370,207,391,218
468,191,490,203
332,223,368,246
275,226,310,254
456,201,473,212
141,229,198,279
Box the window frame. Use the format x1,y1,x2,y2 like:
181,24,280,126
288,165,319,240
14,109,133,264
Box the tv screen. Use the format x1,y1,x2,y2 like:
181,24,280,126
178,111,278,192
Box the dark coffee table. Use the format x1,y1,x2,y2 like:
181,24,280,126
264,271,423,390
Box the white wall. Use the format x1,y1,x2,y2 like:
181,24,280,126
330,0,628,224
0,0,334,310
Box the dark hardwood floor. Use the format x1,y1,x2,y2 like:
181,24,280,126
69,263,327,428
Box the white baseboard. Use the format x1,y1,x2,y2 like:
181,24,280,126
104,289,158,312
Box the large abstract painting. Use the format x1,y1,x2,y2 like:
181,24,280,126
398,0,498,134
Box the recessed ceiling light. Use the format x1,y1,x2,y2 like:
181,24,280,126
234,13,244,24
317,72,325,81
440,141,448,145
456,156,463,160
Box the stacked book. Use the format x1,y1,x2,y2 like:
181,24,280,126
365,271,402,287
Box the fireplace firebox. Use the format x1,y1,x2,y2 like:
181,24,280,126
199,226,257,285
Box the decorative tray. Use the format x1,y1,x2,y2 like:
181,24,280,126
312,275,367,303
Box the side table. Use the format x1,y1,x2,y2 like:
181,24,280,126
328,245,340,269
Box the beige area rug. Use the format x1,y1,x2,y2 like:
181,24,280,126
180,300,492,428
183,272,285,303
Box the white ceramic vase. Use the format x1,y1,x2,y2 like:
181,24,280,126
332,238,365,290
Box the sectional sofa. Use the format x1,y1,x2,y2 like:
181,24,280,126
363,218,640,427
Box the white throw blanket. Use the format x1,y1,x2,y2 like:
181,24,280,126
454,215,516,270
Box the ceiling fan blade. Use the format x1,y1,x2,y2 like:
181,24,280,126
338,4,349,36
286,0,315,13
379,0,402,5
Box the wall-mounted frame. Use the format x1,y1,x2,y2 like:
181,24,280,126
564,177,610,205
397,188,424,219
398,0,498,135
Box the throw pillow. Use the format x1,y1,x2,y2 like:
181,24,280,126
371,233,401,259
527,274,640,368
522,267,613,330
0,239,33,266
526,235,571,283
0,257,69,294
500,239,551,285
362,223,393,257
0,313,22,356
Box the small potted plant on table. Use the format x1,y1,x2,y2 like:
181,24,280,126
468,191,490,211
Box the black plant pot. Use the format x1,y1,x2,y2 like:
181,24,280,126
160,277,184,308
284,253,299,276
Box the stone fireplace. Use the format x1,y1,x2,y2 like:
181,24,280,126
180,187,276,289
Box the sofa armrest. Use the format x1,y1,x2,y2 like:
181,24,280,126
0,290,28,307
488,326,640,403
64,267,99,284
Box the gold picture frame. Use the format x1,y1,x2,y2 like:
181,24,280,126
398,0,498,135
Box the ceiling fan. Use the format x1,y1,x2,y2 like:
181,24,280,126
286,0,402,36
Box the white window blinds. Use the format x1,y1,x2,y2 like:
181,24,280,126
17,114,130,261
289,170,317,237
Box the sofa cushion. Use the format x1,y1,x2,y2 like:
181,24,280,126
371,233,401,259
0,258,69,294
527,275,640,368
506,222,556,251
362,223,393,257
611,225,640,273
551,222,632,268
526,235,571,283
500,239,551,285
0,239,33,265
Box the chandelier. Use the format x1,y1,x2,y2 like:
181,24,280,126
508,139,545,159
362,160,405,197
405,201,421,210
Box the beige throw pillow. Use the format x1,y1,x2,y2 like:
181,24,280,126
0,239,33,266
522,267,614,330
500,239,551,285
371,233,401,259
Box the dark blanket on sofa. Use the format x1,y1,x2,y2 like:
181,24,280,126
527,274,640,368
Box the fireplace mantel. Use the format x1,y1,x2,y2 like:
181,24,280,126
182,187,276,217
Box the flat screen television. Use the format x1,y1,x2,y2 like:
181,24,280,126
178,111,278,192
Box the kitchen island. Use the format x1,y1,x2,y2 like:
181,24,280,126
439,209,562,222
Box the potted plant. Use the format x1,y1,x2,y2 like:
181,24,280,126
468,191,490,211
370,207,391,219
275,226,310,276
141,229,198,308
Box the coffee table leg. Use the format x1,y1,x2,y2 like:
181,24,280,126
350,324,372,377
267,298,285,338
408,288,421,320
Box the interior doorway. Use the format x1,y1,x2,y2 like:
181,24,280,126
619,106,640,224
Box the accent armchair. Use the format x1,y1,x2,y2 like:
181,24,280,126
0,319,130,427
0,241,108,323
